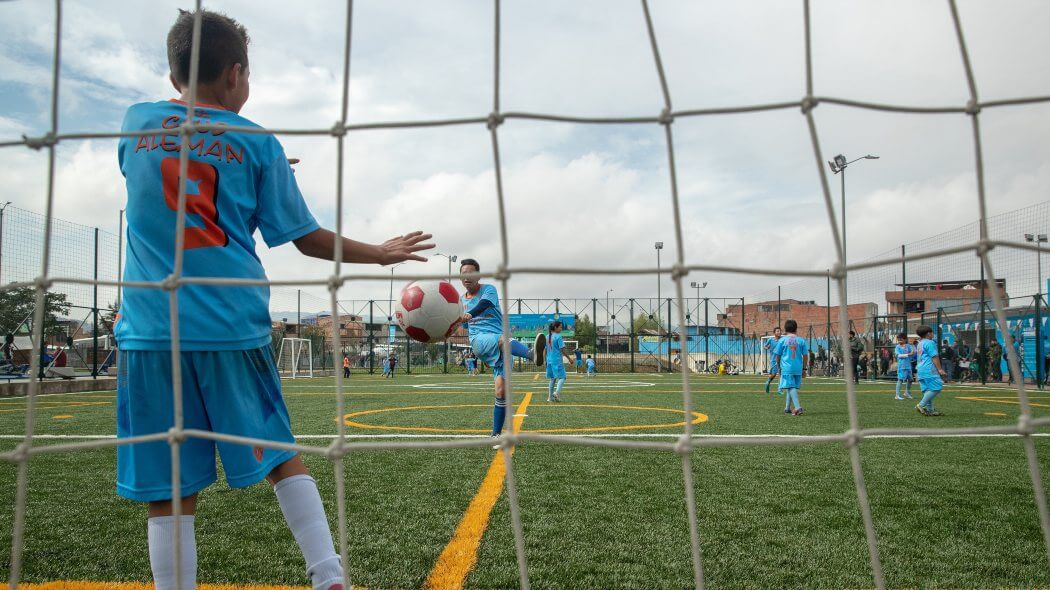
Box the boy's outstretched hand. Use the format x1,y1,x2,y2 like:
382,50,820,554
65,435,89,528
378,231,434,265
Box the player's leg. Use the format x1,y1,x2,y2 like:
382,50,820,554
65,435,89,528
203,348,343,590
553,377,565,401
118,350,218,590
493,374,508,436
895,379,903,400
547,375,556,402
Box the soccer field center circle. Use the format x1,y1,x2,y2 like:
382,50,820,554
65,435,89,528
343,402,708,434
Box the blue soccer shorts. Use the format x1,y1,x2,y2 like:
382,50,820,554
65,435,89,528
546,362,567,380
116,346,297,502
779,373,802,391
918,375,944,393
470,333,505,379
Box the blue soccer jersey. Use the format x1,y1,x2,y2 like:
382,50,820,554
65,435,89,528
116,100,319,350
765,336,781,370
774,334,808,376
463,284,503,337
917,339,939,378
547,333,566,367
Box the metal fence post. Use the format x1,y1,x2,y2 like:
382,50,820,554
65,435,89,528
1036,293,1044,389
666,298,672,372
704,297,710,371
629,298,636,373
92,227,99,378
980,262,987,384
740,297,746,373
368,300,375,375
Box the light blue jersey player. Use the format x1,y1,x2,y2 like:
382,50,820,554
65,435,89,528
545,321,574,401
763,327,782,394
459,259,540,438
115,11,433,590
585,355,596,376
893,333,915,400
915,325,947,416
773,320,808,416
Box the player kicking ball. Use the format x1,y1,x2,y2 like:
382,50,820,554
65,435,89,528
915,325,947,416
459,259,544,440
772,320,808,415
545,321,575,402
115,10,433,590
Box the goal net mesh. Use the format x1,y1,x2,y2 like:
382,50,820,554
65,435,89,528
3,1,1050,589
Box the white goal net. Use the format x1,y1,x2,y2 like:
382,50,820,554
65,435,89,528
276,337,314,379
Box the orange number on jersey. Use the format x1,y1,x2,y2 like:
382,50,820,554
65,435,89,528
160,157,228,249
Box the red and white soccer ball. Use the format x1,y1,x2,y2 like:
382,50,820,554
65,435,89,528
395,281,463,343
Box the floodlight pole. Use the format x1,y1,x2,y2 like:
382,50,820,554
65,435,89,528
655,242,663,370
606,289,614,355
0,202,10,282
435,253,457,373
828,154,879,301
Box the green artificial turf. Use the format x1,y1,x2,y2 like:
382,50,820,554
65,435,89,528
1,373,1049,588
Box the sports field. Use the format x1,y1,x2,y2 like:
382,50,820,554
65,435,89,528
2,373,1050,589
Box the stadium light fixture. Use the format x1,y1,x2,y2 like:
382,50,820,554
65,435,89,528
1025,233,1048,299
435,252,458,283
827,153,879,300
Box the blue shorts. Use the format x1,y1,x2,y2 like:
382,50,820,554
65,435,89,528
587,366,595,374
466,360,476,370
897,369,912,381
779,374,802,391
769,361,780,375
918,375,943,393
470,332,504,379
575,359,583,367
116,347,297,502
546,362,567,380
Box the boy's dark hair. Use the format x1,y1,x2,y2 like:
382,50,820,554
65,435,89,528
167,9,250,86
916,325,933,338
459,258,480,272
784,319,797,333
849,330,856,336
897,332,907,340
549,320,563,333
773,326,782,332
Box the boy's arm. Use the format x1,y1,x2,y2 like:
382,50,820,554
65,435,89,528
293,228,433,265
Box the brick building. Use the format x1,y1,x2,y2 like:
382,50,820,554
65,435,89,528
313,313,365,340
885,279,1008,317
720,299,878,336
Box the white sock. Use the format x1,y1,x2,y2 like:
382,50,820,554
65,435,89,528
275,474,344,590
147,515,196,590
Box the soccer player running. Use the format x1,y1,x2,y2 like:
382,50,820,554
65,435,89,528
575,347,583,374
545,321,575,402
773,320,808,416
115,10,433,590
915,325,948,416
893,333,915,400
459,259,542,439
585,354,596,376
763,326,782,394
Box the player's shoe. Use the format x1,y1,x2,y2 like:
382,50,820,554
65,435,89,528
904,393,914,399
928,411,944,417
491,433,503,449
533,333,547,366
783,408,792,414
792,408,804,416
915,404,928,416
764,378,772,394
553,393,561,402
894,395,903,400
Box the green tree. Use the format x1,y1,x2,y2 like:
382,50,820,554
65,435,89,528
633,313,661,334
574,314,596,348
0,286,71,339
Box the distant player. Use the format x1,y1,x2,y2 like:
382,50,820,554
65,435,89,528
893,333,914,400
465,351,478,376
382,353,391,378
585,355,596,376
575,347,583,374
114,10,432,590
915,325,947,416
386,352,397,379
545,321,574,402
342,354,351,379
763,327,782,394
459,259,542,438
773,320,808,416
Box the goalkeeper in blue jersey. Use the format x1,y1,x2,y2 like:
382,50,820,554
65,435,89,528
114,10,433,590
545,321,575,402
459,259,542,438
772,320,808,416
763,327,782,394
893,332,915,400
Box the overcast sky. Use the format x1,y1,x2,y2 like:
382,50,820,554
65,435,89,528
1,0,1048,312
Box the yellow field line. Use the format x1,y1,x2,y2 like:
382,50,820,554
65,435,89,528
424,392,533,590
957,396,1050,409
0,401,110,414
18,579,308,583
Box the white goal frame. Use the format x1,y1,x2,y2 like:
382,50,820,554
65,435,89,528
277,337,314,379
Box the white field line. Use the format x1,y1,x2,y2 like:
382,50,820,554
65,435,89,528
4,433,1049,440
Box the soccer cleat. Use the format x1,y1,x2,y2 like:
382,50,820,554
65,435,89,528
792,408,805,416
904,393,913,399
764,379,772,394
533,333,547,366
784,408,792,414
915,404,928,416
554,393,561,402
928,411,944,417
894,396,903,400
491,433,503,449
